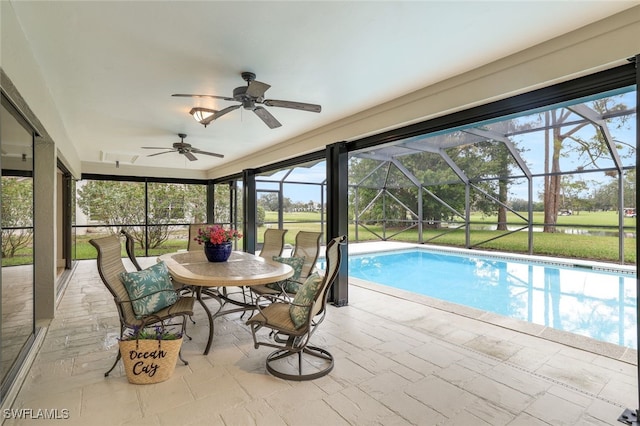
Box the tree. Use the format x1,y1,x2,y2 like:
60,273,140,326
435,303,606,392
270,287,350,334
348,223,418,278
541,96,632,232
591,169,636,212
1,176,33,257
258,192,279,211
77,180,206,249
560,176,591,214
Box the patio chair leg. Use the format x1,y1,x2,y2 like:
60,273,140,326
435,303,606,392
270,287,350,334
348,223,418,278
104,350,121,377
179,349,189,366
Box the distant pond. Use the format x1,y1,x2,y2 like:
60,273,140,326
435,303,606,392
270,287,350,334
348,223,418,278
471,225,635,239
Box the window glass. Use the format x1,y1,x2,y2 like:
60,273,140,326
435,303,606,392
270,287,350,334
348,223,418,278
1,102,35,390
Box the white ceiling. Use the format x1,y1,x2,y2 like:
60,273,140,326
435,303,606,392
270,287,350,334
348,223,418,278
8,1,638,177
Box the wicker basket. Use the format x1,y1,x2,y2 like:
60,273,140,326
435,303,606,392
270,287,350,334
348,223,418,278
119,337,183,384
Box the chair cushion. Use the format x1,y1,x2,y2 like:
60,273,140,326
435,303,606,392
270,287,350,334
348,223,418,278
266,256,305,291
120,261,178,319
289,273,322,329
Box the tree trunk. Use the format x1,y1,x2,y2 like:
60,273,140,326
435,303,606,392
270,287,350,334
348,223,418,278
544,123,562,233
497,179,508,231
543,112,561,233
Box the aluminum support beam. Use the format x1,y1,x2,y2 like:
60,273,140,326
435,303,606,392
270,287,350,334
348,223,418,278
326,142,349,306
242,169,257,254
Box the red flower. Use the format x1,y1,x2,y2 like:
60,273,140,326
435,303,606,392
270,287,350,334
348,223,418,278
194,225,242,245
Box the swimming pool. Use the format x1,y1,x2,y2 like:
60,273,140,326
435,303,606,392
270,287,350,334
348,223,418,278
347,248,637,349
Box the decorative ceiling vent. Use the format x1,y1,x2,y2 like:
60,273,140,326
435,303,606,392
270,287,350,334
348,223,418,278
100,151,139,165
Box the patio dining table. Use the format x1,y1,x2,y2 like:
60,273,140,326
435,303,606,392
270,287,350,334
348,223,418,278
158,250,293,355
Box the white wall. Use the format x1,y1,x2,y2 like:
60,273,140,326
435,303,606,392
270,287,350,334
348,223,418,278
1,1,82,179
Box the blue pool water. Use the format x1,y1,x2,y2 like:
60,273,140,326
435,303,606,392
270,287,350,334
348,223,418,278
347,249,637,349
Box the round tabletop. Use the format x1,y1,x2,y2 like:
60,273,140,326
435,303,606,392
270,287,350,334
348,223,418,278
158,250,294,287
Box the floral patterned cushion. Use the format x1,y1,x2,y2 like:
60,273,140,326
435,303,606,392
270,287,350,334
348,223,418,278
266,256,305,291
289,273,322,329
120,261,178,319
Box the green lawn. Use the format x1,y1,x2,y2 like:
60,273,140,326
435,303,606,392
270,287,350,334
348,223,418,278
2,210,636,266
469,210,635,229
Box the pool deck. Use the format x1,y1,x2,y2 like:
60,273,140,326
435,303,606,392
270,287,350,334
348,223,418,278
3,247,638,425
347,241,638,363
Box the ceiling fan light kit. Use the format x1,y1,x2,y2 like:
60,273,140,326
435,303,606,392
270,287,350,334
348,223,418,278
189,107,218,125
173,71,321,129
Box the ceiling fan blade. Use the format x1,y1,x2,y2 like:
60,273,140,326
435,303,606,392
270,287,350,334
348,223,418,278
147,150,175,157
142,146,173,150
200,104,241,125
191,148,224,158
253,106,282,129
172,93,233,101
263,99,322,113
183,151,198,161
246,80,270,98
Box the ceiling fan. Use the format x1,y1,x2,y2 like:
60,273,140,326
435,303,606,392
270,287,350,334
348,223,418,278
141,134,223,161
172,72,321,129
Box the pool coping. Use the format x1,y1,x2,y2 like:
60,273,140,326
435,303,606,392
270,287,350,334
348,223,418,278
346,241,638,365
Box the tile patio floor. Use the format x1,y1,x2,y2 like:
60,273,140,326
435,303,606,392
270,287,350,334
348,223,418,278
3,247,638,425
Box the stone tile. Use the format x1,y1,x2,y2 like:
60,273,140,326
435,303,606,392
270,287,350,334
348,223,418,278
409,341,466,368
506,412,552,426
6,258,637,426
358,371,410,400
464,398,517,426
584,398,633,425
464,374,535,414
328,357,376,387
280,399,350,426
347,348,402,374
231,368,292,400
405,376,479,417
463,335,523,361
324,386,408,425
524,392,584,425
535,354,610,395
155,395,226,426
378,390,446,425
81,381,143,424
263,381,327,414
387,351,440,377
440,409,494,426
597,377,637,412
311,374,345,395
546,383,595,408
484,363,551,397
138,377,199,415
436,363,481,388
390,363,426,383
219,399,287,426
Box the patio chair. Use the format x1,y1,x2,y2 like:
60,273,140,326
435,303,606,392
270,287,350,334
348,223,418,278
246,235,345,381
90,235,195,377
187,223,207,251
235,228,288,315
251,230,322,299
120,227,192,294
288,231,322,290
258,228,288,258
120,229,142,271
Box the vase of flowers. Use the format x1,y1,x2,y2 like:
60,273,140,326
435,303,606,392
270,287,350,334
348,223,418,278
193,225,242,262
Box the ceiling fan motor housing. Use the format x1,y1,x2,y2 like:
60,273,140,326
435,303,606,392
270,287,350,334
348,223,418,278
233,86,259,110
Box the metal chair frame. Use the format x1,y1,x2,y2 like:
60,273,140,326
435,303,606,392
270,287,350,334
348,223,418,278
246,235,346,381
90,235,195,377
